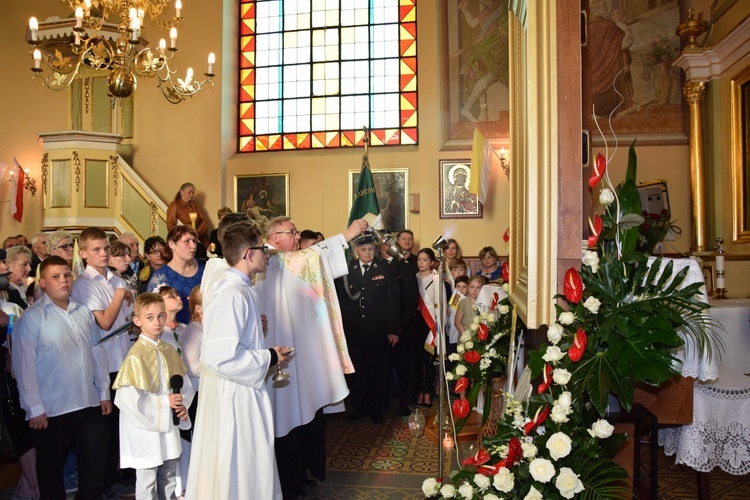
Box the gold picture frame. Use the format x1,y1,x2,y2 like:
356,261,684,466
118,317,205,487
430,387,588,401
730,65,750,244
438,159,483,219
234,173,289,220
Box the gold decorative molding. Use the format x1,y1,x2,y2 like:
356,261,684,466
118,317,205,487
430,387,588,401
683,81,706,103
72,151,81,193
110,154,120,196
684,80,708,252
41,153,49,195
730,66,750,244
84,77,91,114
150,202,158,236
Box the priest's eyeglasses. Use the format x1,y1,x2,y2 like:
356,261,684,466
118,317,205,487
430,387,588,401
275,230,299,236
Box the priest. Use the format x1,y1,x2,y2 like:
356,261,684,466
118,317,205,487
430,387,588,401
255,216,366,497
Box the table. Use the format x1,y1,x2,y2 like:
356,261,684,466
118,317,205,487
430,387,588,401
708,298,750,375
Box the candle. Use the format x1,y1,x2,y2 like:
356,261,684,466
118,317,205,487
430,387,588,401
75,7,83,28
137,8,145,25
131,18,140,40
175,0,182,18
129,7,137,21
715,254,725,290
442,433,454,449
29,17,39,41
84,0,91,12
207,52,215,74
500,147,506,159
159,38,167,54
170,27,177,48
33,49,41,69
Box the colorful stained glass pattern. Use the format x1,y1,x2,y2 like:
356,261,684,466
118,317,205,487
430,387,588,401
238,0,418,152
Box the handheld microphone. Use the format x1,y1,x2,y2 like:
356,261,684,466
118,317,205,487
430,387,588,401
170,375,183,426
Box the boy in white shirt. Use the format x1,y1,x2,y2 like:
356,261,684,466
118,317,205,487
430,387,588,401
12,256,111,499
71,227,135,493
113,293,194,500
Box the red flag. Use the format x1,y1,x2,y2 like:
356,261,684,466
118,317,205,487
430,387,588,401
10,158,24,222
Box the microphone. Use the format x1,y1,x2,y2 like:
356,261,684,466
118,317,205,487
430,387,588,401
170,375,183,426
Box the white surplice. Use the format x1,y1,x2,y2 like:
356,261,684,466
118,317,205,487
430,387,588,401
255,235,354,438
186,269,281,500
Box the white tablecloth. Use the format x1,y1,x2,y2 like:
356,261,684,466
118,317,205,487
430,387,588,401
709,298,750,375
659,363,750,475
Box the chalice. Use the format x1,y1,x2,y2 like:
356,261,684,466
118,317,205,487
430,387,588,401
273,347,294,382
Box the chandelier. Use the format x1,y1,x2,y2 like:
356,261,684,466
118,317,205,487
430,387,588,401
26,0,215,104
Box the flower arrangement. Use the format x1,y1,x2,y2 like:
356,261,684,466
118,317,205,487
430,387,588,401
640,35,679,81
422,140,719,498
446,263,518,433
637,208,681,254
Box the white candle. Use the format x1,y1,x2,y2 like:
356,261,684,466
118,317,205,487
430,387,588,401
159,39,167,54
442,433,454,449
137,8,145,25
33,49,41,69
175,0,182,18
715,255,725,289
84,0,91,12
75,7,83,28
170,27,177,48
29,17,39,41
131,18,140,40
129,7,137,21
500,147,506,159
207,52,215,74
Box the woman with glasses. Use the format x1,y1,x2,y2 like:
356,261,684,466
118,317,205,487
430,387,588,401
46,230,75,267
137,236,167,295
147,226,205,324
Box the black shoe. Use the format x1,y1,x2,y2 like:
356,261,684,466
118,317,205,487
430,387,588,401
283,486,307,499
347,411,365,422
371,415,385,424
299,479,318,492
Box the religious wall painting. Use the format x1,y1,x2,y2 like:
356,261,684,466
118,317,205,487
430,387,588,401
585,0,687,143
349,168,408,232
439,0,510,150
439,159,483,219
234,173,289,233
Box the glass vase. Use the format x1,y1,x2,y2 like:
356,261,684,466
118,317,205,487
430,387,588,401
408,405,425,437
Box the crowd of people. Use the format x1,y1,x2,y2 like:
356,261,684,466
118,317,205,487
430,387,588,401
0,205,507,500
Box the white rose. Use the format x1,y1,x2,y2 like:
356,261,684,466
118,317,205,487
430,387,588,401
542,346,566,364
458,482,474,499
553,368,571,385
460,332,472,342
502,283,510,292
483,495,501,500
588,419,615,439
546,432,573,460
558,311,576,325
422,478,441,497
583,296,601,314
446,372,455,381
492,467,515,492
521,442,538,459
547,323,564,344
470,323,479,332
557,391,572,408
457,344,466,354
473,473,491,491
599,187,615,206
455,364,467,376
582,250,600,273
556,467,585,499
480,311,488,320
529,458,556,483
440,484,456,498
465,340,474,349
472,316,481,326
449,353,461,362
551,404,570,423
499,304,510,315
523,485,544,500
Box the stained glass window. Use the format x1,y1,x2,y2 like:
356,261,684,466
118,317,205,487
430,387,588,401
238,0,417,152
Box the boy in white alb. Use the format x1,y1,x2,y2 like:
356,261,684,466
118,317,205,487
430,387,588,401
114,293,194,500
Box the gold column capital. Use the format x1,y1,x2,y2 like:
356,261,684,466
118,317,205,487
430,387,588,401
683,81,706,102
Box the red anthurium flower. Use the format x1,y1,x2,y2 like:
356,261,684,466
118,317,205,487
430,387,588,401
462,447,490,466
589,153,606,188
503,227,510,243
563,267,584,304
453,376,469,394
452,398,470,419
569,328,588,362
501,261,509,282
523,405,551,436
463,350,481,364
477,323,489,341
537,364,554,394
490,292,500,311
587,214,603,248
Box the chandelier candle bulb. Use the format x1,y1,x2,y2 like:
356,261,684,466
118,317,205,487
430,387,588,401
129,7,137,21
159,39,167,54
207,53,215,74
131,18,140,41
33,49,41,69
138,8,145,24
500,147,506,159
84,0,91,12
170,27,177,48
175,0,182,18
75,7,83,28
29,17,38,41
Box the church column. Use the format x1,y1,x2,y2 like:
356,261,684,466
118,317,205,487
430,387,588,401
684,81,708,252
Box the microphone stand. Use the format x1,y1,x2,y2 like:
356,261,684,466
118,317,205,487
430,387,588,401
433,240,448,480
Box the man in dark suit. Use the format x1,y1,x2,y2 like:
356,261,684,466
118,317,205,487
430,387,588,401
336,234,400,423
